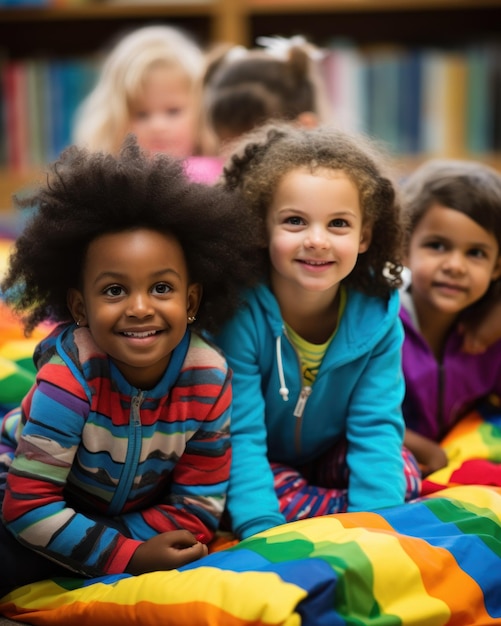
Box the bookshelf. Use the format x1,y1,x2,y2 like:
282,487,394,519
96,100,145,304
1,0,501,210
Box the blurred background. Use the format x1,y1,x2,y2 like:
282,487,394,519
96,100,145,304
1,0,501,213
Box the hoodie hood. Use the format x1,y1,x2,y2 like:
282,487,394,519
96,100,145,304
251,282,399,352
244,283,400,404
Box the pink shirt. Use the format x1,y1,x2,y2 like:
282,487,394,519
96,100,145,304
184,156,224,184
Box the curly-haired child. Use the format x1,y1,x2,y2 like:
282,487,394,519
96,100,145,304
214,122,421,540
0,137,262,595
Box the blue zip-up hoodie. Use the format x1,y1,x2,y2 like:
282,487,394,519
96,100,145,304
215,283,406,539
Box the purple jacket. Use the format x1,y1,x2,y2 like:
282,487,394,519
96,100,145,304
400,291,501,441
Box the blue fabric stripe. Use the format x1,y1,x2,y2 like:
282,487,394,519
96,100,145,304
382,497,501,616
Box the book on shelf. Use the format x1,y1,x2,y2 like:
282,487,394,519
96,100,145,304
322,40,366,135
397,48,423,156
443,51,468,158
364,45,402,155
466,43,493,155
61,59,97,154
0,60,4,168
2,40,501,172
0,57,98,171
102,0,214,4
0,0,49,5
321,40,498,159
26,59,48,168
47,60,66,162
2,62,29,172
489,43,501,153
0,0,93,5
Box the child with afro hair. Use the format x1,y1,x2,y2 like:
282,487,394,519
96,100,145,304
0,137,262,595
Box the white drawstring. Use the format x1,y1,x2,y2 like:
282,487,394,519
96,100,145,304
275,335,289,401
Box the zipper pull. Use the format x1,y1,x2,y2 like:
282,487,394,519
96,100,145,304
131,391,143,425
293,386,312,418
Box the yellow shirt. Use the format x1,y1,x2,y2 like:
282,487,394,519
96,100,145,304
285,287,346,386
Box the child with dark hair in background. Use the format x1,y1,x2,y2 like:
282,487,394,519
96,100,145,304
0,138,262,595
202,36,331,165
214,122,420,541
400,159,501,476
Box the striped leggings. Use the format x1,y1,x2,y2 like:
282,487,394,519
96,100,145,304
272,439,421,522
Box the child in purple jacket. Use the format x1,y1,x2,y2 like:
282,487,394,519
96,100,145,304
400,159,501,476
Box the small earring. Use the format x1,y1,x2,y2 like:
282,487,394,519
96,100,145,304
188,316,196,323
76,319,81,327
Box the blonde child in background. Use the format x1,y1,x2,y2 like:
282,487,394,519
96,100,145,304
73,25,205,160
400,159,501,476
0,138,263,595
214,122,420,541
202,36,332,161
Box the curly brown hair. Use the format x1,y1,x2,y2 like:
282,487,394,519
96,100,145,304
222,122,404,297
1,137,264,334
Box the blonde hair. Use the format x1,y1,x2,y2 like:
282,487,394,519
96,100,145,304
73,25,204,155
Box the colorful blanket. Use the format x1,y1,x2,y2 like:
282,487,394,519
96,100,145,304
1,484,501,625
422,398,501,494
0,235,53,419
0,300,52,420
2,232,501,624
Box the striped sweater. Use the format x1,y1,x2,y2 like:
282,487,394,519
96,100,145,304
2,323,232,577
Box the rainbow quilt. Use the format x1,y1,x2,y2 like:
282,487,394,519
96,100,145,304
422,399,501,494
3,234,501,624
1,484,501,625
0,235,52,419
0,300,49,417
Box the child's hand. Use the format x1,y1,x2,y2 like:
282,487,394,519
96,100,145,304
126,529,209,575
460,323,498,354
418,443,448,477
459,299,501,354
404,429,448,477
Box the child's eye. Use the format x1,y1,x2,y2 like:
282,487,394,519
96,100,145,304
285,216,304,226
104,285,125,297
424,240,445,251
330,218,349,228
468,248,487,259
166,107,182,117
153,283,172,295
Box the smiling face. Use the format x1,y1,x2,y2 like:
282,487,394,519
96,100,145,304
266,167,370,300
406,203,501,326
128,65,197,158
68,228,201,389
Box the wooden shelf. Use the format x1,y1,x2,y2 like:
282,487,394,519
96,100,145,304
1,1,500,53
248,0,501,11
0,5,215,21
0,1,252,50
1,0,498,21
1,0,501,209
